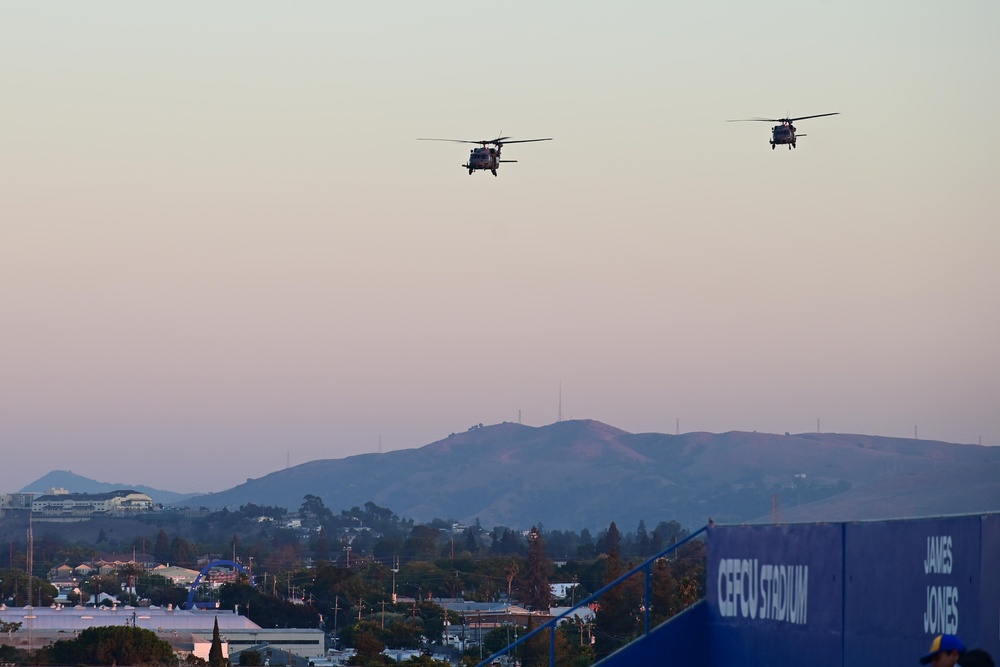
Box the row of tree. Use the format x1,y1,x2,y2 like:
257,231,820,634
210,521,705,665
0,498,706,667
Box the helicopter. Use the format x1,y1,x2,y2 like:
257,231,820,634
727,112,839,150
417,135,552,176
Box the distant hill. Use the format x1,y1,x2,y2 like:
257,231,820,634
185,420,1000,531
20,470,197,506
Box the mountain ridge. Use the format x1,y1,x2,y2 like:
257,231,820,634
20,420,1000,530
19,470,198,506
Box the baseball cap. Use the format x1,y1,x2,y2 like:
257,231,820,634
920,635,966,664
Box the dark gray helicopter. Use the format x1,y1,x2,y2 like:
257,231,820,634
727,113,839,150
417,135,552,176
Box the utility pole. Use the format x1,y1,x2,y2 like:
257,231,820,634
391,556,399,603
332,596,340,649
26,511,33,590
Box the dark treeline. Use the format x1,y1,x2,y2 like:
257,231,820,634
0,498,706,666
1,497,692,575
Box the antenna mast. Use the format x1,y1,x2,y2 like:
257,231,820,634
770,494,783,523
27,510,34,593
558,382,562,422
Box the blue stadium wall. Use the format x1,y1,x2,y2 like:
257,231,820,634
599,513,999,667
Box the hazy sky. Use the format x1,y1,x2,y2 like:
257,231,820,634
3,1,998,494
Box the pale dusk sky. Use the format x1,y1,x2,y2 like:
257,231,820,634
2,1,998,493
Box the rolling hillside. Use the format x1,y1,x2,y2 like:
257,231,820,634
183,420,1000,530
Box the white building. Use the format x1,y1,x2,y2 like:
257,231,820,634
31,489,154,517
0,605,325,660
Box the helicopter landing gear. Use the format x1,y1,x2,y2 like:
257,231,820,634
491,169,497,176
771,143,775,150
468,169,473,175
792,142,796,149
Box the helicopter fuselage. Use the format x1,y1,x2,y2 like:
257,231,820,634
771,122,798,148
464,146,501,174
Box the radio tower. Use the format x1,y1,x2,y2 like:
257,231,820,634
558,382,563,422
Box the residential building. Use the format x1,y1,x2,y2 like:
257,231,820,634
31,489,154,517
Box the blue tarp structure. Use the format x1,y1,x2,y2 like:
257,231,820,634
600,513,999,667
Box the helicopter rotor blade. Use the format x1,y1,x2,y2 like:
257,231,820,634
417,138,487,144
785,112,839,122
496,138,553,144
418,136,551,146
727,113,839,123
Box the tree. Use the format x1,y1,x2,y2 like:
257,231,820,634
495,528,525,556
1,619,23,638
652,521,685,554
402,525,441,560
520,616,573,667
350,630,385,665
137,572,188,607
209,617,228,667
0,569,57,606
592,524,640,659
47,626,175,666
154,529,171,564
595,522,621,556
0,643,19,664
481,625,525,656
576,528,594,558
635,520,651,557
313,527,331,561
300,494,334,525
169,536,198,567
239,649,263,666
464,528,479,554
83,574,121,605
517,527,551,611
117,561,144,604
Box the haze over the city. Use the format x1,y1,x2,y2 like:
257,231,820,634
2,2,998,495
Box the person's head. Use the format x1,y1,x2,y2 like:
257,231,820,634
961,649,996,667
920,635,966,667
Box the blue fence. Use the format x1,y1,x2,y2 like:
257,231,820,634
706,513,1000,667
476,513,999,667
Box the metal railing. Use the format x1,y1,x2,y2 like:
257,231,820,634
473,525,708,667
